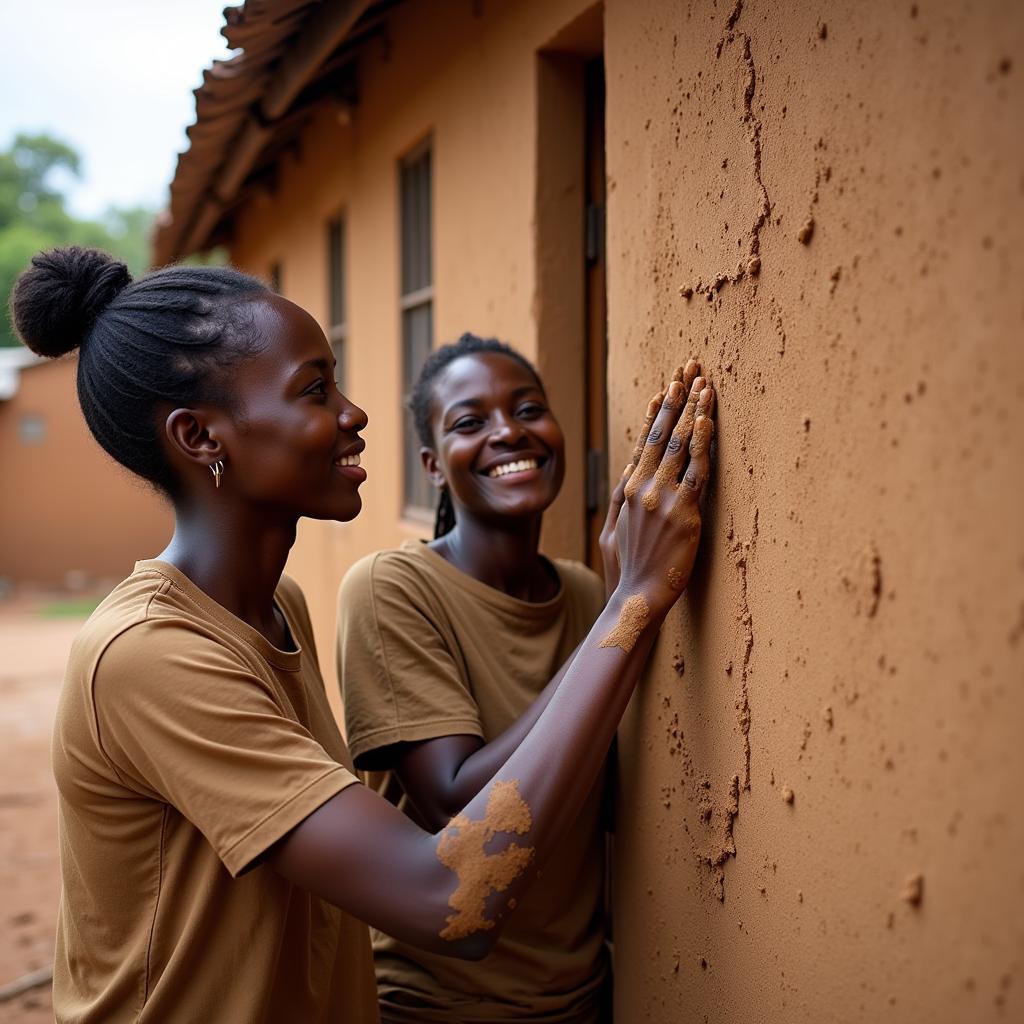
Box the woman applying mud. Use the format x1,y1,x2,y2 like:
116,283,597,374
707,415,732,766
11,247,714,1023
338,336,709,1022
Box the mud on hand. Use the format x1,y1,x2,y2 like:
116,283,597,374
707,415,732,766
599,359,704,597
613,362,715,615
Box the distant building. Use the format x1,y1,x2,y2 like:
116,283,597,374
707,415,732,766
0,348,171,589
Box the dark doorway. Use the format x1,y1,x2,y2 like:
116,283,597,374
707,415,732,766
583,56,608,570
534,6,607,568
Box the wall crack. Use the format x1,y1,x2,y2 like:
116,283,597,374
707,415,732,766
682,8,772,303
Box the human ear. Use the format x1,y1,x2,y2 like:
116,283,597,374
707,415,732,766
420,447,447,490
165,408,225,469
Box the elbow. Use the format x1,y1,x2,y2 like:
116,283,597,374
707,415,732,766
414,892,505,961
420,807,453,835
417,793,466,835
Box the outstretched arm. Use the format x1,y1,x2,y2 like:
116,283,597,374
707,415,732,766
388,641,582,832
382,358,704,832
269,371,716,960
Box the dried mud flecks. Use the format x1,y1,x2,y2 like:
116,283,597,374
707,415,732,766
840,541,883,618
682,6,771,304
665,506,759,903
730,507,758,791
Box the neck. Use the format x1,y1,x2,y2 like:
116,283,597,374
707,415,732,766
157,499,297,640
433,513,553,601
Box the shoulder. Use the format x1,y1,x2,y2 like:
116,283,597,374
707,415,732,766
340,545,440,608
552,559,605,620
96,614,242,692
67,567,191,681
553,559,605,602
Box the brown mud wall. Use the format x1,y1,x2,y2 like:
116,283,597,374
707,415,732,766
604,1,1023,1020
0,358,171,588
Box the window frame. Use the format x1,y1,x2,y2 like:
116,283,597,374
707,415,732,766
398,137,435,519
327,213,348,395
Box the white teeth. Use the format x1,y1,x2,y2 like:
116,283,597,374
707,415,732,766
488,458,539,478
336,454,361,467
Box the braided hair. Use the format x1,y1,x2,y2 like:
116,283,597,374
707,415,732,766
9,246,269,497
408,332,543,538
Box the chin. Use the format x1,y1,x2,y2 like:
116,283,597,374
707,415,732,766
493,492,558,521
311,496,363,523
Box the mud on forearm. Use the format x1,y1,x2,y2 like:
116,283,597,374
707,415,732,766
598,593,651,653
436,779,535,940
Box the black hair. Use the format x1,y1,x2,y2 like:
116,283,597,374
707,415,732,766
407,332,543,538
9,246,269,496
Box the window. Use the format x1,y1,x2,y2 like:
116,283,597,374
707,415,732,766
400,139,433,514
327,215,347,393
18,413,45,445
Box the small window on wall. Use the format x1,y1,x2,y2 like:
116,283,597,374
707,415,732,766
327,215,347,394
269,262,282,293
400,139,433,515
18,413,46,445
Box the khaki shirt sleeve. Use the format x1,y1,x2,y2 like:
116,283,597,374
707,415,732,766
92,620,360,877
338,552,483,769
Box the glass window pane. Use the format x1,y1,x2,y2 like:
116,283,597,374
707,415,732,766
331,338,346,397
402,302,433,511
400,144,432,296
419,149,431,289
328,217,344,328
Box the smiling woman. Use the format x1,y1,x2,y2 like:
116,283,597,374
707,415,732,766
12,249,715,1024
336,336,709,1022
407,334,563,541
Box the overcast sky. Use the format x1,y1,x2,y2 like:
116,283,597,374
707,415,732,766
0,1,236,219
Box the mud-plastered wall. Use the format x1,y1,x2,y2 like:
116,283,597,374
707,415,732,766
605,1,1023,1020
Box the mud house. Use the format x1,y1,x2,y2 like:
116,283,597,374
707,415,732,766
155,0,615,703
0,348,170,589
158,1,1023,1019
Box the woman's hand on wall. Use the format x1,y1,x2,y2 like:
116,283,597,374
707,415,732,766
614,365,714,616
600,359,704,602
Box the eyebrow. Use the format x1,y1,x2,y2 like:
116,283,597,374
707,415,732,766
443,384,543,417
289,356,335,381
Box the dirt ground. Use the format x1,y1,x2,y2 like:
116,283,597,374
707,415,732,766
0,603,87,1023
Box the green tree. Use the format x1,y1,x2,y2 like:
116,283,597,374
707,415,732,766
1,132,154,347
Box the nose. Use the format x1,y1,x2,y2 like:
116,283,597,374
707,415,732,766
489,410,525,445
338,397,368,432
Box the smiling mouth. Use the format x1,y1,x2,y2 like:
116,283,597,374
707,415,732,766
487,457,542,479
334,453,362,468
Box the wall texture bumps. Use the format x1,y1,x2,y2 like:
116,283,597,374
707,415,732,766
605,1,1023,1020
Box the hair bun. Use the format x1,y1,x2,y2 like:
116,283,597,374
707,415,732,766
9,246,132,358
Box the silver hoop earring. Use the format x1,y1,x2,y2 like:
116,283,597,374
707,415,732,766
210,460,225,489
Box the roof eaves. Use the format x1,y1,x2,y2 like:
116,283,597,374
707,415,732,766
153,0,375,267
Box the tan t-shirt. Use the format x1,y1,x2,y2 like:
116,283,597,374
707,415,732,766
338,540,609,1023
52,560,378,1024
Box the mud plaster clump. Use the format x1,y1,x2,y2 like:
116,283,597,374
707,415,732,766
708,774,742,900
902,873,924,907
437,780,534,940
599,594,651,653
840,541,883,617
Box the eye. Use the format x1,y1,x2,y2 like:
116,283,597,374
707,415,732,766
450,415,483,432
516,402,546,419
304,378,329,398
